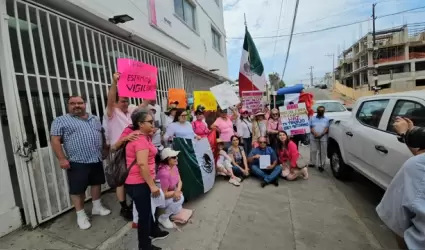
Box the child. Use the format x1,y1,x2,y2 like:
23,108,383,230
216,139,241,186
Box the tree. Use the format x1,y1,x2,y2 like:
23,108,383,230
268,72,286,89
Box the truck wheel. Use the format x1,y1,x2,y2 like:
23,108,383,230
329,146,352,180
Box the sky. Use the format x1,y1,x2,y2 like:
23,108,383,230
222,0,425,85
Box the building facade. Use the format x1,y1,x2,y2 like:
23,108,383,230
335,25,425,92
0,0,229,236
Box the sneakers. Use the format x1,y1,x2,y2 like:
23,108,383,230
76,211,91,230
150,230,170,242
92,204,111,216
158,217,174,229
120,207,133,221
229,177,241,186
301,167,309,180
308,164,315,168
235,177,242,183
272,179,279,187
260,181,267,188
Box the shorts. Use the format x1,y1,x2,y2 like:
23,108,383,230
67,161,105,195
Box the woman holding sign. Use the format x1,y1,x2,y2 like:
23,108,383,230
164,109,201,142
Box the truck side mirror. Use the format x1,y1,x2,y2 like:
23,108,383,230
346,107,352,111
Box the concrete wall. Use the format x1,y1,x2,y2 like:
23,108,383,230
64,0,229,77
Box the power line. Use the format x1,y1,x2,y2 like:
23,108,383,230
281,0,300,78
271,0,286,71
227,6,425,40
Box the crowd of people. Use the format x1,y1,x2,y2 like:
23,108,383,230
50,72,331,250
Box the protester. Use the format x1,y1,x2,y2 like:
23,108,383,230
148,105,164,151
50,96,111,230
252,111,267,148
308,105,330,172
277,131,308,180
156,148,185,229
376,118,425,250
216,139,241,186
169,101,179,109
247,136,282,187
124,109,169,250
267,108,283,149
164,109,201,142
236,109,253,154
211,107,238,149
192,109,210,138
263,104,270,120
227,135,250,179
165,107,178,128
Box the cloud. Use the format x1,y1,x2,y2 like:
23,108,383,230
223,0,425,85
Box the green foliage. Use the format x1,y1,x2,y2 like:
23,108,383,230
268,72,285,88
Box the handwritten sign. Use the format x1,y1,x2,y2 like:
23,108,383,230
194,91,217,111
241,91,263,114
210,82,240,110
279,103,310,136
168,88,187,109
117,58,157,99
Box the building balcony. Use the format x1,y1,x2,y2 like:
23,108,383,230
409,52,425,60
374,55,405,64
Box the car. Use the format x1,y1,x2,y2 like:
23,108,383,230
326,90,425,189
312,100,352,120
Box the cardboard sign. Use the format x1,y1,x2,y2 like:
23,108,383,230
279,103,311,136
117,58,157,99
210,82,240,110
241,91,263,114
194,91,217,111
168,88,187,109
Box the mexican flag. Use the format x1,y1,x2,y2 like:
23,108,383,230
173,137,216,201
239,27,266,93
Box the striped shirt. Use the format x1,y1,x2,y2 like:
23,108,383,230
50,114,103,163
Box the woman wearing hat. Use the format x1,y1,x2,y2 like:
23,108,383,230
252,111,267,148
156,148,184,229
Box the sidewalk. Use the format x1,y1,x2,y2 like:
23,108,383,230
0,146,393,250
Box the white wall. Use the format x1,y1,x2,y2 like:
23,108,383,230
64,0,229,78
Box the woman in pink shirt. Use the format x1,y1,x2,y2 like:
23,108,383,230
192,109,210,138
277,131,308,181
156,148,184,229
211,108,237,148
121,109,166,250
267,108,283,149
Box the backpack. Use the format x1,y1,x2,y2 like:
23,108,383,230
105,142,137,189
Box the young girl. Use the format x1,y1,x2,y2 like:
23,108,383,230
216,139,241,186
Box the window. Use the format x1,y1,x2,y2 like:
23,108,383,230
356,99,389,128
174,0,196,30
386,100,425,133
211,28,221,52
313,102,346,113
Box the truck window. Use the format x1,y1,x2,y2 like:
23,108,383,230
386,100,425,133
356,99,389,128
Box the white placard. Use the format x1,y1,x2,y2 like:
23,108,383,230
279,102,311,136
210,82,240,110
259,155,271,169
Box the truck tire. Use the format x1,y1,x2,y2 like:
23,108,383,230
329,145,352,180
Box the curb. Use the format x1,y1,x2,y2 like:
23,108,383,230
96,222,132,250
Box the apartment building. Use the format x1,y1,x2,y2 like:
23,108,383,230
0,0,229,236
335,24,425,92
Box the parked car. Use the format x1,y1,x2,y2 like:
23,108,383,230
313,100,351,120
326,90,425,189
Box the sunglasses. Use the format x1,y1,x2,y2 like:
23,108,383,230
144,120,154,124
169,156,177,160
259,141,267,144
272,113,279,116
242,112,249,115
180,114,187,117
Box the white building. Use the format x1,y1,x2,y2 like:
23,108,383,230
0,0,229,236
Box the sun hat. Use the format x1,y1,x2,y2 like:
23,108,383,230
160,148,180,160
254,111,265,116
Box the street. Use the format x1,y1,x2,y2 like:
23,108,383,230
0,89,398,250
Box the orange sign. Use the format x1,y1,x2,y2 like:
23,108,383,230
168,88,187,109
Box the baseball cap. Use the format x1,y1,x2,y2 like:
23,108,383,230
160,148,180,160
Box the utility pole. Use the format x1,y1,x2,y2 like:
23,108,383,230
325,53,335,88
372,3,380,94
309,66,314,87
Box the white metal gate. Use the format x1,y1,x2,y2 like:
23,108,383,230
1,0,187,226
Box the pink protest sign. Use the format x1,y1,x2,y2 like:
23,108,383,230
117,58,158,100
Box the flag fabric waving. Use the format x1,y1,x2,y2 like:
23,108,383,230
172,137,216,201
239,27,266,93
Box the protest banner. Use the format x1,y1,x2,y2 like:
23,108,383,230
210,82,240,110
117,58,157,99
193,91,217,111
241,91,263,114
279,103,311,136
168,88,187,108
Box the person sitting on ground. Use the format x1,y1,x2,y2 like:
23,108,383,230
164,109,201,142
216,139,241,186
156,148,184,229
227,135,250,179
248,136,282,188
192,108,210,138
277,131,308,180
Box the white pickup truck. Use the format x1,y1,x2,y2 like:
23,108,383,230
327,90,425,189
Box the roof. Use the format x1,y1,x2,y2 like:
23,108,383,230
359,89,425,101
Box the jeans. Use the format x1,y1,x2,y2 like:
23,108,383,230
125,183,161,250
232,165,244,177
250,164,282,183
242,137,252,154
310,136,327,167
